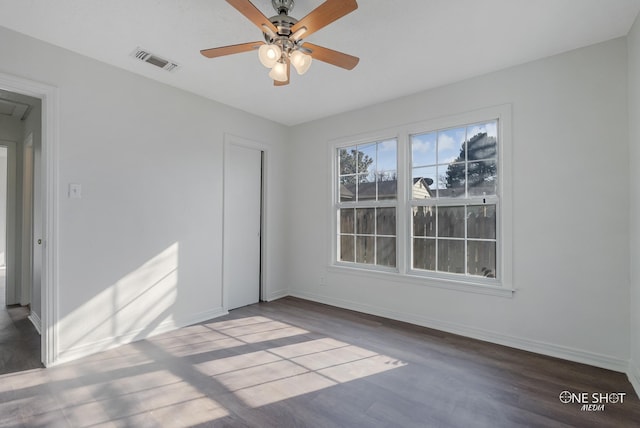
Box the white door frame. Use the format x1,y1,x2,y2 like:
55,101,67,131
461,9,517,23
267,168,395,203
20,133,34,307
222,134,269,310
0,71,59,367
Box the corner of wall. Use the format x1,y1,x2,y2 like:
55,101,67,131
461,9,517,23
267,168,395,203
628,9,640,398
629,360,640,396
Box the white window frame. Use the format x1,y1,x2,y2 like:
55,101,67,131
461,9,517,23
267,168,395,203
333,134,400,273
329,105,513,296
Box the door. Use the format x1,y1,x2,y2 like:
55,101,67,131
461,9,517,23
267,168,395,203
224,143,262,310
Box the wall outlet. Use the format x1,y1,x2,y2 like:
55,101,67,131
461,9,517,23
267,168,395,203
319,276,326,286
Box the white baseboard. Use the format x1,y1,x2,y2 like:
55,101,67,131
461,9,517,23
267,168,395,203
264,289,288,302
55,306,228,366
289,290,629,373
28,311,42,335
628,359,640,397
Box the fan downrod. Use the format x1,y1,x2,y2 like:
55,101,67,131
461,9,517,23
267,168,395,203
272,0,294,15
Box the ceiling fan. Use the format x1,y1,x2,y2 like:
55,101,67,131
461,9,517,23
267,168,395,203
200,0,359,86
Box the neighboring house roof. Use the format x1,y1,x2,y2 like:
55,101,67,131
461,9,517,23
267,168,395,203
340,178,433,200
339,184,354,200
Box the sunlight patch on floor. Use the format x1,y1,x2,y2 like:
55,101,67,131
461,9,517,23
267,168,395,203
196,317,407,409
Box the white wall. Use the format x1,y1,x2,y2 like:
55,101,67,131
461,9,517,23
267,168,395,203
0,26,289,363
0,115,23,305
288,38,630,371
628,13,640,392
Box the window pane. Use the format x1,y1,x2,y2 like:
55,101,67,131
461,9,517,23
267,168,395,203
467,205,496,239
356,208,375,234
412,206,436,237
340,235,354,262
357,174,376,201
468,160,497,196
339,175,356,202
377,237,396,267
412,167,437,199
413,238,435,270
438,128,466,164
437,239,464,273
467,122,497,161
339,145,375,178
467,240,496,278
377,172,397,200
439,162,466,198
358,143,377,174
376,207,396,236
467,121,498,140
411,132,436,167
377,139,397,173
356,236,375,264
339,209,355,234
339,147,357,175
438,206,465,238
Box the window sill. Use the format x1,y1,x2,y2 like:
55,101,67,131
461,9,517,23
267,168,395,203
327,264,515,298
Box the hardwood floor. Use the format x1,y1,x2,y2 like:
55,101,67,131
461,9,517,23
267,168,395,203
0,270,42,375
1,296,639,427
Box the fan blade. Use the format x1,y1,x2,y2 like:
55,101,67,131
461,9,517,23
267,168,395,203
274,60,290,86
304,43,359,70
291,0,358,39
200,41,264,58
226,0,278,34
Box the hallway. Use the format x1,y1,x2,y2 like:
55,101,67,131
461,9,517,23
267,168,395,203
0,267,41,374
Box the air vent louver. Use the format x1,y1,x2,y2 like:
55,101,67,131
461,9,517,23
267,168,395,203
131,48,180,72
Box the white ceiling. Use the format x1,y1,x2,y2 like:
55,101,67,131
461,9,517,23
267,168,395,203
1,0,639,126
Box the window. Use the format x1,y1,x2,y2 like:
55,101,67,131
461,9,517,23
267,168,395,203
331,106,511,292
411,121,498,279
337,139,398,268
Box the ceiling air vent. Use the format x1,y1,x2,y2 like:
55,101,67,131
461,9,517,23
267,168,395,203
131,48,180,72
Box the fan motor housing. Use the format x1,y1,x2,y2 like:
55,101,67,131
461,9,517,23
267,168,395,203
269,13,297,37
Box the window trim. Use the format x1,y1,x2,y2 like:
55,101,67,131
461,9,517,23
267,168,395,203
329,104,513,296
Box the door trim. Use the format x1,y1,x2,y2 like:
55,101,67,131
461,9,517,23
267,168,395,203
222,134,269,310
0,71,59,367
20,133,33,307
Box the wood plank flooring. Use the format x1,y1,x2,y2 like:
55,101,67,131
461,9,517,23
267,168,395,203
1,296,639,427
0,271,42,375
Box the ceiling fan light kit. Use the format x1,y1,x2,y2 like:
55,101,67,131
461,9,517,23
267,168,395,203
258,43,282,68
290,49,312,75
200,0,359,86
269,60,289,82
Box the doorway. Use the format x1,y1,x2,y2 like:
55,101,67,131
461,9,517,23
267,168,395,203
0,73,57,367
0,116,42,372
223,137,265,310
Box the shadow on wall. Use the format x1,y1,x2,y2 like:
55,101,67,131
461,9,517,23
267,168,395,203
60,242,180,355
